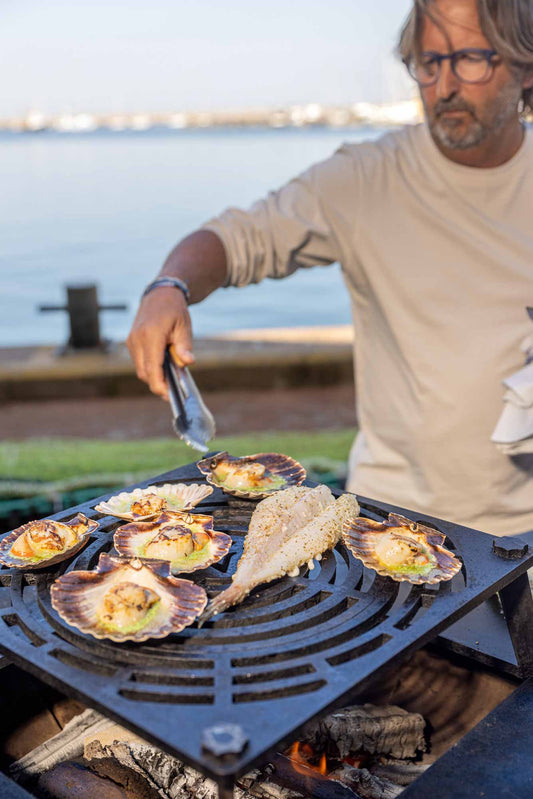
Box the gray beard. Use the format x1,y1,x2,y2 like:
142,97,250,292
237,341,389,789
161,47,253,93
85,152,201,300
425,80,522,151
430,115,487,150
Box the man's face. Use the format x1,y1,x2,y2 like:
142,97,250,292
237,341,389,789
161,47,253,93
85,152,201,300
418,0,525,157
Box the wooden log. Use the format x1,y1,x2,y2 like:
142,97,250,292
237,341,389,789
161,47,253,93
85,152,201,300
86,740,310,799
370,761,429,787
35,762,133,799
329,764,402,799
237,770,304,799
10,710,113,784
12,703,427,799
86,742,307,799
266,754,358,799
301,704,426,760
85,738,212,799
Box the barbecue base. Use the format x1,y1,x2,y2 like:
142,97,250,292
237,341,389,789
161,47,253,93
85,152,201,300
0,462,532,798
0,646,522,798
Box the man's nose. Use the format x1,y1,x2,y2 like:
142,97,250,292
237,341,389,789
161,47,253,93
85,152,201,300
435,58,460,98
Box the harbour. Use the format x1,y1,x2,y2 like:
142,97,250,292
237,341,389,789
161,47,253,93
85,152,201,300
0,125,388,348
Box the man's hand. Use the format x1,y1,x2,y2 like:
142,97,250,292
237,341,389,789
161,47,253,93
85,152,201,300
127,287,194,400
127,230,228,399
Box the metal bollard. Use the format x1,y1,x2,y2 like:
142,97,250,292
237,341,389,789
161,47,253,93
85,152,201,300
39,284,127,350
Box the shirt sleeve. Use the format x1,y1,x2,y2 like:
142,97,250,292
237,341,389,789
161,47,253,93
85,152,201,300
201,148,352,288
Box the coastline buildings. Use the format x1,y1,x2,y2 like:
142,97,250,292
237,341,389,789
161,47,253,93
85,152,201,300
0,99,422,133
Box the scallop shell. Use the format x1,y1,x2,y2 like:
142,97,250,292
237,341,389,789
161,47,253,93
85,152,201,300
342,513,462,584
94,482,213,521
114,510,232,574
50,553,207,642
0,513,99,570
196,451,306,499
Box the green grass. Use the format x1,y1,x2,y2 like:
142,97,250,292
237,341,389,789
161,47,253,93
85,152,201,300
0,430,356,483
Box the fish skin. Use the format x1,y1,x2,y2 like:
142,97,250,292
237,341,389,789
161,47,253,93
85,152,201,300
199,486,360,622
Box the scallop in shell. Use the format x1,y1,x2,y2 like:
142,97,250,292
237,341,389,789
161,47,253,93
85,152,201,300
114,510,232,574
50,553,207,642
94,482,213,521
342,513,462,584
196,451,306,499
0,513,99,570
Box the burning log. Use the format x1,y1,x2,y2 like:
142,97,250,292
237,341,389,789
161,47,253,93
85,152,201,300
86,738,313,799
85,738,224,799
11,703,427,799
328,764,403,798
265,754,359,799
301,704,426,760
370,760,429,787
237,771,304,799
10,708,304,799
86,739,314,799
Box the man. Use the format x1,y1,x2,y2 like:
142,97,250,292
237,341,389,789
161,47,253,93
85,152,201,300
127,0,533,537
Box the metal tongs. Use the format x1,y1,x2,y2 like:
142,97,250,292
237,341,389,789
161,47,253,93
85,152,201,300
163,346,216,453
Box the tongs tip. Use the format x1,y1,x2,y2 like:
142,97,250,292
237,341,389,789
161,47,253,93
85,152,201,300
165,347,215,451
179,431,209,454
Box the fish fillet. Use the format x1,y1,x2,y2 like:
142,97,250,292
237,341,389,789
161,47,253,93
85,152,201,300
200,485,360,622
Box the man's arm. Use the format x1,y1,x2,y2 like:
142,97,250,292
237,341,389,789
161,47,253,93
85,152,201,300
126,229,227,399
128,146,351,399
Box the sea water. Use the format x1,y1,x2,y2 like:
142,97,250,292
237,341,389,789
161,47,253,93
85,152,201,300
0,126,387,346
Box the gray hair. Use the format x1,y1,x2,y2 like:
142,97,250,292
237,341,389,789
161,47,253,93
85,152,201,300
397,0,533,116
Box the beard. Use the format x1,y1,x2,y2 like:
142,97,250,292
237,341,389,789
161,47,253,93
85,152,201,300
424,80,523,151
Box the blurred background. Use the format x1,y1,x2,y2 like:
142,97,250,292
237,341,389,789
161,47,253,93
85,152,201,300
0,0,416,529
1,0,415,344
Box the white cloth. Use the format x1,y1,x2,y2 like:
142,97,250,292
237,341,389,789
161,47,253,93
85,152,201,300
492,360,533,454
203,123,533,536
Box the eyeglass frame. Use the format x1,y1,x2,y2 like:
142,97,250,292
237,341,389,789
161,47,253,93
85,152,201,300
404,48,499,87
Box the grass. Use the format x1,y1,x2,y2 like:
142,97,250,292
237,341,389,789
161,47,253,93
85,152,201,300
0,430,356,484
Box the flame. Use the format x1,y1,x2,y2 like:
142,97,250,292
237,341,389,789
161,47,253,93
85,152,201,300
288,741,328,776
318,752,327,775
344,754,366,769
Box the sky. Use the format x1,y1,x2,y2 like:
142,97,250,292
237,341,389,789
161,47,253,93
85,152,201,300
0,0,415,117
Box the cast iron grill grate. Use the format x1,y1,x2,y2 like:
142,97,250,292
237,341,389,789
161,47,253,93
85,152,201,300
0,463,531,791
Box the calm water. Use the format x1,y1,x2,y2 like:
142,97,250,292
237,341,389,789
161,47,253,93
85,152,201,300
0,126,387,346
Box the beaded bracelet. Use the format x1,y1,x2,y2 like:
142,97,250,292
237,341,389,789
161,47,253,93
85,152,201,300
142,276,191,304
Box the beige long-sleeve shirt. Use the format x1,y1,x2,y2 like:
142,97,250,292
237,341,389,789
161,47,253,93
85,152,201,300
203,123,533,536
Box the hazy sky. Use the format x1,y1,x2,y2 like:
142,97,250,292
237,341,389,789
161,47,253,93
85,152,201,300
1,0,415,116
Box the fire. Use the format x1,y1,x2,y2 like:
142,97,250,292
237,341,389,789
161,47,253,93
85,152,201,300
344,753,366,769
288,741,328,776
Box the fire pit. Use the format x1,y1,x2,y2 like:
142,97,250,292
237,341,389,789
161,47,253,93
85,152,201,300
0,461,532,798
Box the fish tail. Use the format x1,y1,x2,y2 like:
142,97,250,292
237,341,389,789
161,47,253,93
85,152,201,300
197,583,248,626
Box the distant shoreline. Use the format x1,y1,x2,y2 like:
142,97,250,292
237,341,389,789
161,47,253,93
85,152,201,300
0,99,422,134
0,122,396,135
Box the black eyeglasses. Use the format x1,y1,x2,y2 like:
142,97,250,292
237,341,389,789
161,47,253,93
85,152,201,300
404,48,499,87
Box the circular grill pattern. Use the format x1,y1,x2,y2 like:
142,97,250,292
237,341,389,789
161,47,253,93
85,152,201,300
0,490,466,708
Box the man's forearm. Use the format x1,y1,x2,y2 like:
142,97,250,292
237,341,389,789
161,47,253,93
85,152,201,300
157,229,228,304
